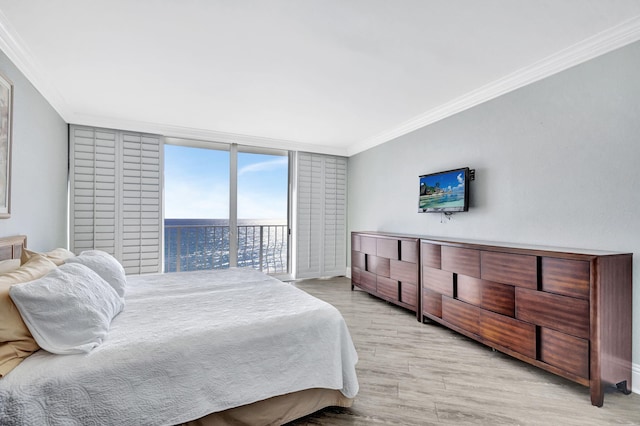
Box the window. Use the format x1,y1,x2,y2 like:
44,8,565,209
164,145,230,271
163,141,290,276
70,127,347,279
237,151,289,273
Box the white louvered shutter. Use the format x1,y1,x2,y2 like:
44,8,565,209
120,133,162,274
295,152,347,279
70,125,163,274
295,152,323,278
70,127,118,256
322,156,347,277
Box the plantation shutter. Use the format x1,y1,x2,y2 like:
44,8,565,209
70,125,163,274
322,156,347,276
295,152,347,279
70,128,118,256
120,133,162,274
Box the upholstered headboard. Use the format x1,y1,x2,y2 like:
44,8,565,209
0,235,26,261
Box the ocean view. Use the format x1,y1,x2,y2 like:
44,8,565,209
419,189,465,209
164,218,288,274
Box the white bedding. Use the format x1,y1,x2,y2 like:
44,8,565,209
0,268,359,425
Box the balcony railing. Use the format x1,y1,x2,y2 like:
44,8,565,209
164,223,288,274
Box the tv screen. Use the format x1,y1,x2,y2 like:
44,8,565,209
418,167,469,213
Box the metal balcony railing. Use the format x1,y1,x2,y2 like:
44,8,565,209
164,223,288,274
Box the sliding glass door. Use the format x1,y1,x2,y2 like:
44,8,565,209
164,144,230,271
163,142,289,276
237,151,289,274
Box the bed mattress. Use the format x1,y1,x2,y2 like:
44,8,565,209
0,268,359,425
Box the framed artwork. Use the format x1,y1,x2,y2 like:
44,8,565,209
0,72,12,219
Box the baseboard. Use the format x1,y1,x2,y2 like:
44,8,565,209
345,267,351,279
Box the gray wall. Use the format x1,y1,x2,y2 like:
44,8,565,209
348,41,640,386
0,50,68,250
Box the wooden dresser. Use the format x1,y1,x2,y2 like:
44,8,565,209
351,231,632,406
351,232,420,317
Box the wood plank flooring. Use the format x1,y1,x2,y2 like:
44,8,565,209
287,277,640,426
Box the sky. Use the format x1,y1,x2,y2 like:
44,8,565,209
164,144,288,220
420,169,465,192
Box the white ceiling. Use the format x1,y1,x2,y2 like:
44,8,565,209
1,1,640,156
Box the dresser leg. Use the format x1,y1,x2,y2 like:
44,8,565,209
590,383,604,407
616,380,632,395
590,380,632,406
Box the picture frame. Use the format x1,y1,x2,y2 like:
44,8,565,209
0,71,12,219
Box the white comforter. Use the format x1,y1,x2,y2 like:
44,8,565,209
0,268,359,425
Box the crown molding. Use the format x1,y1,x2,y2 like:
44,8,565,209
0,10,71,119
0,10,346,156
69,113,349,157
2,9,640,158
347,15,640,156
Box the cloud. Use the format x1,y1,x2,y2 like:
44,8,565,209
457,173,464,186
238,157,288,176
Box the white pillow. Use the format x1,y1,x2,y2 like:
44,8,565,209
9,263,124,355
65,250,126,297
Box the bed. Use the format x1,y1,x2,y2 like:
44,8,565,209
0,235,359,425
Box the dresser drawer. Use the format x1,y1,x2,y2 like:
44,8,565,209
515,288,589,339
351,267,361,285
351,233,361,252
442,297,481,335
361,236,377,255
359,270,376,292
351,250,365,270
540,327,589,379
368,255,390,278
377,238,399,260
541,258,590,300
422,266,453,297
442,246,480,278
479,309,536,359
421,242,441,269
457,275,515,317
377,276,398,301
390,259,417,284
422,288,443,318
400,282,417,309
481,251,537,289
400,240,419,263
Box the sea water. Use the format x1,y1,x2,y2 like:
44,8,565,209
164,219,288,273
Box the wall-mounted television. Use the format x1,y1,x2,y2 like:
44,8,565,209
418,167,470,213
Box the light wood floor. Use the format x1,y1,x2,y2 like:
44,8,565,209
287,277,640,426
